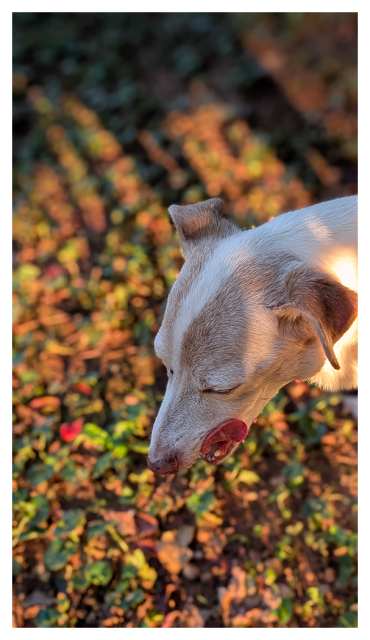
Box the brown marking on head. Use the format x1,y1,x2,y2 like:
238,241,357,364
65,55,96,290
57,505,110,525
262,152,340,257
180,276,249,379
155,198,241,365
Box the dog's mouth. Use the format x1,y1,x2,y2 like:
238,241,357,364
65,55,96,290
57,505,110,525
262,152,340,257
200,419,248,464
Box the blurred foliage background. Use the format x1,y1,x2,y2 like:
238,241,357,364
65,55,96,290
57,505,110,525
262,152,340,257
13,13,358,628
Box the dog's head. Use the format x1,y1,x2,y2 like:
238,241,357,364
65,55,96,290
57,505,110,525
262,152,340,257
148,198,357,475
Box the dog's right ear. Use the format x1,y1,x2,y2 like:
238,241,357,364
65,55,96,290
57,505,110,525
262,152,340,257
168,198,239,256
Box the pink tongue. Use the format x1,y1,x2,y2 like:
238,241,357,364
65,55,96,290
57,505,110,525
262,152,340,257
201,419,248,455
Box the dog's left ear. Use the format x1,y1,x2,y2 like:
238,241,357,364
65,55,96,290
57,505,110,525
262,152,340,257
168,198,239,256
266,264,358,370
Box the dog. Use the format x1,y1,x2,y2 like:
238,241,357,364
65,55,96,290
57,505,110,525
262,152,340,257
147,196,358,475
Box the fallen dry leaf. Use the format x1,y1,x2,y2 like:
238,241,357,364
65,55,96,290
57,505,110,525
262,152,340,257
102,509,137,536
157,529,193,575
135,512,159,538
29,396,61,410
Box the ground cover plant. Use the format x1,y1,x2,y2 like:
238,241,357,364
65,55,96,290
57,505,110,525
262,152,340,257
13,13,358,628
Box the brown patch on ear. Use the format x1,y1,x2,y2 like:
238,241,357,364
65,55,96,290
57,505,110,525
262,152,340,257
267,265,358,371
168,198,239,254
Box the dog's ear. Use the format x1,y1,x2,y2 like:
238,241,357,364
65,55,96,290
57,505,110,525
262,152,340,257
168,198,238,255
266,264,358,370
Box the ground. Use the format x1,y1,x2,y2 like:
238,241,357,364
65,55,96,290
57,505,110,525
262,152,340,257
12,13,358,628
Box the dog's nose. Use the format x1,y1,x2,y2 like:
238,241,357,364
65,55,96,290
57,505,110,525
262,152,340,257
147,455,178,476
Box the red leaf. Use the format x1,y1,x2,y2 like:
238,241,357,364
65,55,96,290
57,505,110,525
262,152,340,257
162,611,182,628
46,264,64,278
73,382,93,396
59,419,84,442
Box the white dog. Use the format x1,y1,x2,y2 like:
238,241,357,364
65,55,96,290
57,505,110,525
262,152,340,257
148,196,358,475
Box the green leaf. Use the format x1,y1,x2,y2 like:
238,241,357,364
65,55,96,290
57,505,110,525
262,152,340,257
70,568,91,591
120,564,137,580
186,490,215,516
253,524,263,537
139,563,157,584
13,557,21,576
237,469,260,485
264,568,277,585
128,441,149,454
295,414,327,445
84,560,113,586
112,444,128,458
306,586,325,608
83,423,109,448
59,460,78,482
54,509,86,538
12,350,25,365
26,463,54,486
337,555,356,587
302,498,330,519
45,539,69,571
274,598,293,625
282,463,304,480
120,589,145,612
16,263,41,285
285,521,304,536
88,520,107,541
276,536,293,561
19,369,40,384
12,487,29,504
111,421,135,440
34,607,60,628
338,611,358,628
119,487,137,504
125,549,146,570
28,495,50,528
325,525,357,554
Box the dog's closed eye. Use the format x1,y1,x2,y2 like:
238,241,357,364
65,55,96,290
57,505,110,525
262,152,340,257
202,384,241,395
